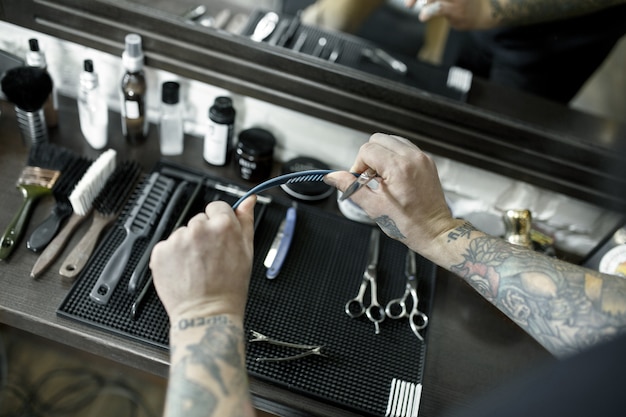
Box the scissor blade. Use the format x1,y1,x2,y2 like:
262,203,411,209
405,250,417,278
366,228,380,270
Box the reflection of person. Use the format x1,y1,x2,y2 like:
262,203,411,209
151,133,626,416
304,0,626,103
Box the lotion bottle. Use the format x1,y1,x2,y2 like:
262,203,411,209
203,96,235,166
78,59,108,149
159,81,184,155
120,33,148,144
25,38,58,127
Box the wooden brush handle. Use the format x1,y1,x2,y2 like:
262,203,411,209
0,186,49,261
30,211,90,278
59,213,115,280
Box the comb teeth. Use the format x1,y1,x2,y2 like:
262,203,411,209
127,175,174,234
92,161,142,216
18,166,61,188
27,142,75,171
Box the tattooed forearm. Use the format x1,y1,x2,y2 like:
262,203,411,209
489,0,624,26
447,221,476,242
166,315,253,417
450,235,626,357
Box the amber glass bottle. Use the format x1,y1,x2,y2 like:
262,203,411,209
120,33,148,144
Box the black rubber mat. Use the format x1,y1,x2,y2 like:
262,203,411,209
58,161,436,416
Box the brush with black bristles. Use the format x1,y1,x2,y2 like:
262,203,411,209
26,156,93,252
30,149,117,278
1,66,53,145
59,160,142,280
0,143,73,261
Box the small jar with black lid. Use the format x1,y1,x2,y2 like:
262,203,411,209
235,128,276,182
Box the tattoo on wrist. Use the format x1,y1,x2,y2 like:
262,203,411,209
176,315,230,331
374,215,406,240
447,221,476,242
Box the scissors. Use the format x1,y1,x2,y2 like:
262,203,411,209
385,250,429,341
345,228,386,334
339,168,377,201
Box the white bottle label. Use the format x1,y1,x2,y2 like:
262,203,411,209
204,122,229,165
125,100,140,119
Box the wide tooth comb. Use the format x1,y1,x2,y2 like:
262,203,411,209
89,172,175,305
0,143,72,261
59,161,142,280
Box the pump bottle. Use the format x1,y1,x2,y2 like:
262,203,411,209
120,33,148,144
78,59,108,149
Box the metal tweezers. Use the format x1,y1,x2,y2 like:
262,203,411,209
249,330,324,362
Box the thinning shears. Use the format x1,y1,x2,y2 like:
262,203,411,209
385,250,429,341
345,227,386,334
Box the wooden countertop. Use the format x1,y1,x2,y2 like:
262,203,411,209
0,96,553,417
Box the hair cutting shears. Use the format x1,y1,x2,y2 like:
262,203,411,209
385,250,429,341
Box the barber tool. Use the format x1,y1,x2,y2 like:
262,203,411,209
89,173,174,305
128,180,189,294
1,66,53,144
263,204,297,279
345,228,385,334
268,19,290,46
131,180,203,321
231,169,334,209
30,149,117,278
0,143,72,261
313,37,327,57
277,11,301,47
27,156,92,252
385,250,429,341
361,48,408,75
59,161,142,279
249,330,324,362
250,11,279,42
328,41,343,63
339,168,377,202
292,32,307,52
385,378,421,417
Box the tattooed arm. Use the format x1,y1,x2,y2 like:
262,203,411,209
405,0,626,30
325,133,626,357
150,197,257,417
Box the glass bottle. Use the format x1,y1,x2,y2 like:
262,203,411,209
120,33,148,145
159,81,184,155
78,59,108,149
203,96,235,166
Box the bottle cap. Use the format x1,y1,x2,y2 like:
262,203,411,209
26,38,46,68
84,59,94,72
237,128,276,156
80,59,98,87
122,33,144,72
161,81,180,104
209,96,235,123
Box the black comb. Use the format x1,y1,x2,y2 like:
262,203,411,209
89,172,175,304
27,156,92,252
59,161,142,280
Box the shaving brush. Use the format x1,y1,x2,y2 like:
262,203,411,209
1,66,53,144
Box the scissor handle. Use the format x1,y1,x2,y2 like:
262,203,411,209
345,298,366,318
409,310,429,341
385,297,408,319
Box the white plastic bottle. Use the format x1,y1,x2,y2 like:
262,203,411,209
78,59,109,149
159,81,184,155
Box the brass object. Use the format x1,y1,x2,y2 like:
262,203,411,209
503,209,533,249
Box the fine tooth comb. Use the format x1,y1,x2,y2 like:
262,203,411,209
231,169,334,209
26,156,92,252
30,149,117,278
89,172,175,305
0,143,73,261
59,161,142,280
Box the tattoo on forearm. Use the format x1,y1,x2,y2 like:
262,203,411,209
490,0,621,26
167,316,249,416
374,215,406,240
450,235,626,356
447,221,476,242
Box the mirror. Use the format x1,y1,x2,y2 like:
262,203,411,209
126,0,626,123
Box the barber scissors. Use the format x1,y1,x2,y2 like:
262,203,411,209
345,228,386,334
385,250,429,341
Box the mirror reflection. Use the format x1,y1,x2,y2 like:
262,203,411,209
129,0,626,121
